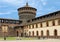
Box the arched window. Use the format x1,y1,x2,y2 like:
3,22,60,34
17,31,19,37
46,30,49,36
32,31,34,36
54,29,57,36
29,31,31,36
36,31,39,36
41,30,43,37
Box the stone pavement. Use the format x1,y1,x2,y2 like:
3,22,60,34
0,39,60,42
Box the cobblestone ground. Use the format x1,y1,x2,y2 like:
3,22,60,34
0,39,60,42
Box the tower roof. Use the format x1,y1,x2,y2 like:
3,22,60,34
18,2,37,11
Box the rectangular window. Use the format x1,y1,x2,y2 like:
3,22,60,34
32,24,34,28
36,24,38,28
58,19,60,25
40,22,42,27
46,21,48,27
52,20,55,26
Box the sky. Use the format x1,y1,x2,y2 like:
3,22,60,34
0,0,60,20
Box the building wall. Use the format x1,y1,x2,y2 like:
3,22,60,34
0,27,3,37
24,19,60,37
28,26,60,36
0,17,60,37
0,25,16,37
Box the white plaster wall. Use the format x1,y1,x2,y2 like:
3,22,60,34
28,25,60,36
42,22,46,27
37,23,41,28
48,21,53,26
55,19,58,25
26,19,60,36
34,24,36,28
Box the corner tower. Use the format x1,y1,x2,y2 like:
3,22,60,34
18,3,37,21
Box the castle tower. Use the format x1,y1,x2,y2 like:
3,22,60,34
18,3,37,21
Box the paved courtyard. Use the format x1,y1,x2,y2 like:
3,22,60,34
0,39,60,42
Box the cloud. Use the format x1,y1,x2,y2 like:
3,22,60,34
1,0,26,6
0,10,17,15
0,0,47,7
40,0,47,6
0,0,47,8
0,0,59,16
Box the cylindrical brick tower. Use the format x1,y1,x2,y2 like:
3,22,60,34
18,3,37,21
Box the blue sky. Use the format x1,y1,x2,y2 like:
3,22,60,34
0,0,60,20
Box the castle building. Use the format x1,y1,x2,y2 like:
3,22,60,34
0,3,60,38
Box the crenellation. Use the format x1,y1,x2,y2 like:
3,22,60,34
0,19,22,24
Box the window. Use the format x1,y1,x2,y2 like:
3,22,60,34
52,20,55,26
32,24,34,28
58,19,60,25
17,31,19,37
54,29,57,36
29,31,31,36
32,31,34,36
41,23,42,27
46,21,48,27
46,30,49,36
36,31,39,36
41,30,43,37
